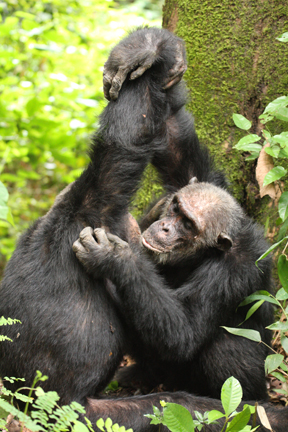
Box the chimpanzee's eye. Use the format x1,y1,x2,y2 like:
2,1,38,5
173,201,179,214
183,218,193,231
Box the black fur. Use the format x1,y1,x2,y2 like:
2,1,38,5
0,27,284,432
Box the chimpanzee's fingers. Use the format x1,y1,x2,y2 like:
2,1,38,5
94,228,110,246
103,67,114,101
77,227,96,250
72,239,86,254
130,63,152,80
109,67,130,101
162,64,187,90
106,233,128,249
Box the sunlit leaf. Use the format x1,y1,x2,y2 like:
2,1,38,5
277,32,288,42
226,407,251,432
232,114,252,130
278,192,288,222
162,403,195,432
221,377,242,417
221,327,261,343
263,166,287,186
265,354,284,374
266,321,288,331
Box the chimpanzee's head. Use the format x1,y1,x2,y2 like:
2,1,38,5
142,179,243,263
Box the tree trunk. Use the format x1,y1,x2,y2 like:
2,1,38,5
162,0,288,225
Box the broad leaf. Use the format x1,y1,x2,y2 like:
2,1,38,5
0,181,9,203
234,134,261,148
279,192,288,222
222,327,261,343
277,32,288,42
281,335,288,354
233,114,252,130
207,410,225,422
226,407,251,432
234,143,262,152
265,354,284,374
221,377,242,417
266,321,288,331
265,145,280,158
73,421,90,432
278,254,288,292
162,403,195,432
276,288,288,301
239,292,278,306
263,166,287,186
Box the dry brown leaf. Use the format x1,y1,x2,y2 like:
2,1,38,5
256,144,281,200
257,405,273,431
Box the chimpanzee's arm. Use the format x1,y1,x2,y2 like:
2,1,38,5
150,96,228,192
71,28,187,229
73,227,268,362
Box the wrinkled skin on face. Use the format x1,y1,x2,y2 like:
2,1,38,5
142,181,243,260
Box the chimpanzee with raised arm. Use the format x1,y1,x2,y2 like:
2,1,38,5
0,27,287,432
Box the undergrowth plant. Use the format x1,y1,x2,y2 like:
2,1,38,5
145,377,258,432
228,31,288,397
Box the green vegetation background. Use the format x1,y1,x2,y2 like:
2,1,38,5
0,0,164,274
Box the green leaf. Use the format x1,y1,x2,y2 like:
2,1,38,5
221,327,261,343
0,182,9,203
96,419,105,432
234,134,261,148
239,292,278,307
277,32,288,42
263,96,288,115
265,145,280,158
276,288,288,301
234,143,262,152
221,377,242,417
275,108,288,122
279,192,288,222
73,421,90,432
278,254,288,292
105,418,113,432
226,407,251,432
207,410,225,422
266,321,288,331
272,132,288,147
262,129,271,140
233,114,252,130
263,166,287,186
162,403,195,432
0,202,9,221
256,238,288,265
270,371,287,382
281,336,288,354
245,152,260,161
240,300,264,324
265,354,284,374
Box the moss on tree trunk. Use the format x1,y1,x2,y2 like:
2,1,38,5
162,0,288,225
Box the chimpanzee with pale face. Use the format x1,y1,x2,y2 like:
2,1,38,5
73,30,274,406
1,27,287,432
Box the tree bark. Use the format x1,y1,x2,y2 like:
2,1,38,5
162,0,288,225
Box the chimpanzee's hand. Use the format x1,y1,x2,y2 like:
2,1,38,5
103,28,187,101
73,227,131,277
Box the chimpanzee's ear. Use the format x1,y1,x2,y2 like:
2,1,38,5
217,232,233,251
188,177,198,185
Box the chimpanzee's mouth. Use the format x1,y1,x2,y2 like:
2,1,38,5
142,237,164,253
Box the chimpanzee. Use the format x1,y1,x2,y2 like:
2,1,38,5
0,27,287,432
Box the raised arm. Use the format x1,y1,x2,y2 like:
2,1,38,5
72,28,188,228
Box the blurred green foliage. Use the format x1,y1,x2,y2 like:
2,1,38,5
0,0,162,273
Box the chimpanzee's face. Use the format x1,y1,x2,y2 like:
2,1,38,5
142,182,237,263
